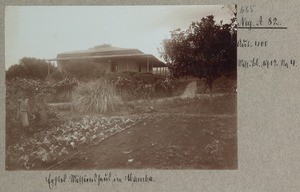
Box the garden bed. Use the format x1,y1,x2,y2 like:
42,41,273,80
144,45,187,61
6,115,144,170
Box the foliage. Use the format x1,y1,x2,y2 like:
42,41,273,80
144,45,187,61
108,72,175,100
51,78,79,102
47,70,85,82
6,78,59,140
61,59,106,79
72,81,122,114
6,57,57,80
47,71,64,81
159,15,237,94
6,115,142,169
52,77,79,93
71,73,175,114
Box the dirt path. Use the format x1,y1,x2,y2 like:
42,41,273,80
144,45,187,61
181,81,197,98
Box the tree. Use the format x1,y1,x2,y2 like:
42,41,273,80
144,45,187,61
5,63,27,79
159,15,236,97
6,57,57,80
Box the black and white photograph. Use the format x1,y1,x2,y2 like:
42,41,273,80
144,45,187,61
5,5,237,170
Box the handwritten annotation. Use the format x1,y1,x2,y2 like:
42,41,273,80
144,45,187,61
238,58,296,69
45,173,154,189
236,5,297,69
237,5,287,30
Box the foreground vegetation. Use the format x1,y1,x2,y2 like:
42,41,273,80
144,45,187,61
5,72,184,169
6,115,143,169
6,73,236,169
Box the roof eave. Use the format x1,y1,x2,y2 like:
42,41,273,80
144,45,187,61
46,54,166,67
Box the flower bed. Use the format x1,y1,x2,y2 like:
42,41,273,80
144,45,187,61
6,115,143,170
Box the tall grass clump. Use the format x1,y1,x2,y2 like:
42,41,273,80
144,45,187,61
72,80,122,114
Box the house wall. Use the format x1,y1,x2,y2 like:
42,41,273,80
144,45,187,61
58,59,110,73
136,58,153,73
116,59,139,72
113,59,152,73
97,60,110,73
140,62,151,73
57,58,153,74
111,59,153,73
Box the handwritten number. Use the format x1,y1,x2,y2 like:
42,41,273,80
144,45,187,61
240,5,255,14
268,17,279,25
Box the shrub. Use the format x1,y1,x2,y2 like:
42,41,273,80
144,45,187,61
72,80,122,114
153,77,175,97
5,78,59,141
52,78,79,93
107,72,175,100
51,78,79,102
6,57,57,80
47,71,63,81
111,76,135,100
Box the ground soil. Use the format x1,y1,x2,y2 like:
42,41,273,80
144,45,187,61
51,92,237,170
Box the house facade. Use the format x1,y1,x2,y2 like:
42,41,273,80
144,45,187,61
49,44,166,74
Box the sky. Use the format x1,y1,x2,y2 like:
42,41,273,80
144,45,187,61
5,5,235,69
